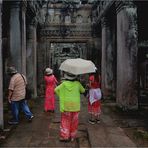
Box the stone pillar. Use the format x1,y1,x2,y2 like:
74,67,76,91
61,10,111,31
9,1,26,74
0,0,4,129
26,19,37,98
116,1,138,109
101,17,115,99
10,2,22,72
87,39,94,60
21,2,27,75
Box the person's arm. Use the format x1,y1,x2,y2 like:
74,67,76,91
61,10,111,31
24,75,27,85
54,75,58,86
8,76,15,103
79,83,85,94
8,89,13,103
55,76,58,84
55,84,62,96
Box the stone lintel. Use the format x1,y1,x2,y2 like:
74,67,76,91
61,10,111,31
115,0,135,14
93,0,114,25
41,38,91,43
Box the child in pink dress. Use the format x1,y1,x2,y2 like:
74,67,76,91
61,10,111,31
88,70,102,124
44,68,58,112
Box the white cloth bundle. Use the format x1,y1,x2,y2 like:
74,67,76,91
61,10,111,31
89,88,102,105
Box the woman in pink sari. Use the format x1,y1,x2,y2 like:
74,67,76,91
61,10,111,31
44,68,58,112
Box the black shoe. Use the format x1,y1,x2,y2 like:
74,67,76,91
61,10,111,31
47,110,54,113
96,119,100,124
59,138,70,142
88,119,96,125
8,120,19,125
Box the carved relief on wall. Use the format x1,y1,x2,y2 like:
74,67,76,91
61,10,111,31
76,14,83,23
54,14,60,23
50,43,86,65
40,28,91,37
65,14,71,24
48,9,54,23
50,42,87,79
87,15,91,23
53,43,80,59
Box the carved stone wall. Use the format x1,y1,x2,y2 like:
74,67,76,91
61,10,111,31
92,0,139,109
41,3,92,38
37,2,101,84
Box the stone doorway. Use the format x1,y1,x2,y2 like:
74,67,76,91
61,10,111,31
50,42,87,80
138,47,148,106
136,1,148,106
138,48,148,89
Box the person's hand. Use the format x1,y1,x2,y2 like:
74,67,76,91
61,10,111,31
8,98,11,103
85,84,89,89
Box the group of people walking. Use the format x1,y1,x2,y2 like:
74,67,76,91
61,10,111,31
44,67,102,142
7,66,102,142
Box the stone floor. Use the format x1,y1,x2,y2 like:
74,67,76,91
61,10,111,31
0,96,148,147
0,96,90,147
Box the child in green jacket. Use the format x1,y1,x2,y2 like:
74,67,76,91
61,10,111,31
55,73,85,142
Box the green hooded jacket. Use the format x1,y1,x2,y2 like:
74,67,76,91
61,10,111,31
55,80,85,112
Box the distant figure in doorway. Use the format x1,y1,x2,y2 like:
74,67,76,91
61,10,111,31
44,68,58,112
87,69,102,124
55,72,85,142
7,66,34,125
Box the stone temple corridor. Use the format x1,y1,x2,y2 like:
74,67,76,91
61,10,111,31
0,0,148,147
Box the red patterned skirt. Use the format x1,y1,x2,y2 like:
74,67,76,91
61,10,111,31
88,100,101,116
60,112,79,140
